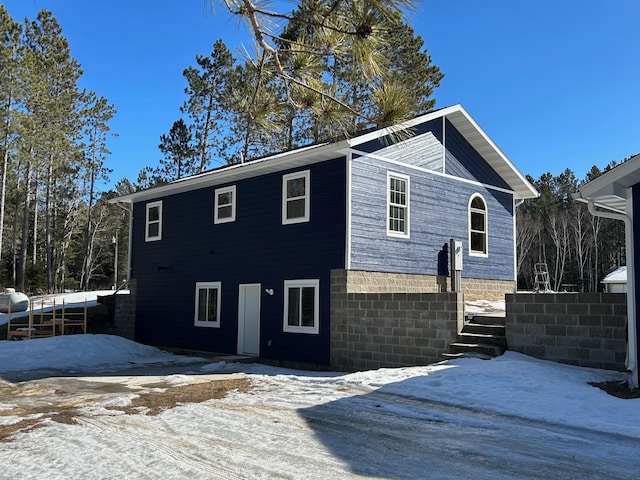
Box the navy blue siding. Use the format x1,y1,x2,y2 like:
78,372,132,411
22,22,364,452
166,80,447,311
131,158,347,365
350,157,515,281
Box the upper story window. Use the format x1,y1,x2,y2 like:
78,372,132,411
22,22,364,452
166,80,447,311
283,279,319,334
387,172,410,237
214,185,236,224
194,281,221,328
282,170,310,224
145,201,162,242
469,194,488,256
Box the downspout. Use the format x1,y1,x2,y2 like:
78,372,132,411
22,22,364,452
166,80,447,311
345,151,352,271
513,198,525,292
587,199,638,389
441,116,446,173
115,201,133,282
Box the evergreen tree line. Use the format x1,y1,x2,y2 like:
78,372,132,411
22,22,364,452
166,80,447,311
517,163,630,292
0,7,126,293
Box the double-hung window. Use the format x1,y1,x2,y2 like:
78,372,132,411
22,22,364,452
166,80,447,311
214,185,236,224
194,282,221,328
387,173,410,237
283,279,319,334
282,170,310,224
469,195,488,256
145,201,162,242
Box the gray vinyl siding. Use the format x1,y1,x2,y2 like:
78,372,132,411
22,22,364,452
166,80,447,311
349,156,515,281
369,130,444,171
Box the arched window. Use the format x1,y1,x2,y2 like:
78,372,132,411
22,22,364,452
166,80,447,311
469,195,487,256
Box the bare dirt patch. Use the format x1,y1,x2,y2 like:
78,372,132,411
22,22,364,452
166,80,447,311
108,378,252,415
0,419,45,443
0,375,252,442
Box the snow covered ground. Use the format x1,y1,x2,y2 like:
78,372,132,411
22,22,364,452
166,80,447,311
0,334,639,479
0,290,128,326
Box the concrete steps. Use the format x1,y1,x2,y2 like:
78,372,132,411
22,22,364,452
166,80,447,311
443,315,506,360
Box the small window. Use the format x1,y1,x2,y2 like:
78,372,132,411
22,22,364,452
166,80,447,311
145,201,162,242
387,173,410,237
194,282,221,328
214,185,236,224
469,195,488,256
282,170,310,224
283,279,319,334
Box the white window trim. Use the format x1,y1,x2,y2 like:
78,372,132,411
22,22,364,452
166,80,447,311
469,194,489,257
214,185,236,224
386,172,410,238
194,281,222,328
145,200,163,242
282,170,310,225
283,279,319,334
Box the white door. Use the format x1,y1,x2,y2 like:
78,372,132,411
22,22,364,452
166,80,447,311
238,284,261,356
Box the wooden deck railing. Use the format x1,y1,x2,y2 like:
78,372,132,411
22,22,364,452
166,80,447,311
6,298,88,340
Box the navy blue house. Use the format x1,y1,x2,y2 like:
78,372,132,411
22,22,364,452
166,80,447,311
113,105,538,366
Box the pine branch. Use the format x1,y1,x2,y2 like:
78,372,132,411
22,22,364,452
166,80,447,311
222,0,377,123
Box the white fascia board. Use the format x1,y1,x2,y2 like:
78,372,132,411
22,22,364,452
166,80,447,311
346,105,465,148
577,154,640,202
346,104,538,201
110,141,344,204
444,108,539,200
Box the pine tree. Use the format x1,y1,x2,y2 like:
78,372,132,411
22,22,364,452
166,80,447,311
157,119,196,180
182,39,236,171
219,0,439,137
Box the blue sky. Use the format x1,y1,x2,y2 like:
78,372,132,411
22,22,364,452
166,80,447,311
3,0,639,189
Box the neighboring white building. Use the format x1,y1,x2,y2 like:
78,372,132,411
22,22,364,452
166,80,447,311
575,153,640,389
602,266,627,293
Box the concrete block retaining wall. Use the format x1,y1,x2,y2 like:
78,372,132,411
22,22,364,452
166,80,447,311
505,292,627,371
330,269,463,371
113,279,136,340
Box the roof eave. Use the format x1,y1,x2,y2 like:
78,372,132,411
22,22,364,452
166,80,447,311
444,107,539,200
574,154,640,214
110,104,538,203
109,140,345,204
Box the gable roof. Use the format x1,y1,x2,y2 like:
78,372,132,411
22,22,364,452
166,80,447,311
575,154,640,214
112,104,538,204
602,266,627,284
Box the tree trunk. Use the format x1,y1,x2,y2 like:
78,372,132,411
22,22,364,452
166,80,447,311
0,114,11,264
82,163,96,290
199,93,214,172
11,195,19,285
45,152,54,292
591,215,601,292
32,175,38,267
16,155,33,292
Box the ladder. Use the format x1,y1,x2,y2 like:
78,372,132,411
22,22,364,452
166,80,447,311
533,263,551,292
